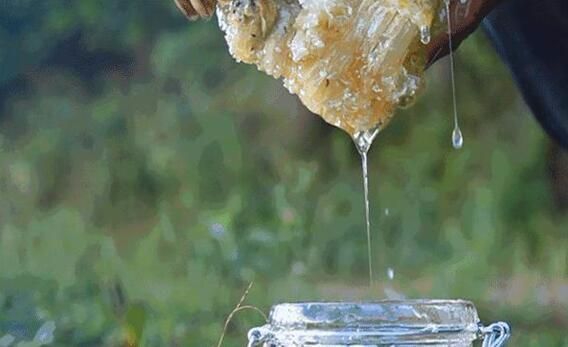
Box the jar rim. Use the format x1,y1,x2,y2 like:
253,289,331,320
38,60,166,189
253,300,481,345
269,300,480,328
249,301,510,346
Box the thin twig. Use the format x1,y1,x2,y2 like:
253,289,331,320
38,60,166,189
216,282,268,347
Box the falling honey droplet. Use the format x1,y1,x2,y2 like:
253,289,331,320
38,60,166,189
387,267,395,280
452,127,463,149
445,0,464,150
420,26,431,44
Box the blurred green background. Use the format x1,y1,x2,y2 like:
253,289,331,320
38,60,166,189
0,2,567,346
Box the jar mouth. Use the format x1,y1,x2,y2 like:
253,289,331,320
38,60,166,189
259,300,481,345
270,300,480,328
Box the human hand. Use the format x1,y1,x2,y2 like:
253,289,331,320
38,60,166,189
174,0,216,20
426,0,503,67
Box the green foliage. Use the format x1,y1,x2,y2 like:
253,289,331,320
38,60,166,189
0,4,566,346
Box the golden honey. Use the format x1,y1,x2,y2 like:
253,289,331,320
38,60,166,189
217,0,444,136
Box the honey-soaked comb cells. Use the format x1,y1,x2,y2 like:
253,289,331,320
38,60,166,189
216,0,445,136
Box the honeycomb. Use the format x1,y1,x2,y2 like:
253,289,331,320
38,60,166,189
217,0,444,137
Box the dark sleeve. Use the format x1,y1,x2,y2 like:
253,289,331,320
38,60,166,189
483,0,568,148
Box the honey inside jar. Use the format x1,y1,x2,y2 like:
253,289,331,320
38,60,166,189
216,0,444,136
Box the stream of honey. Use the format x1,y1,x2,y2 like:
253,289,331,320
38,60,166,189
214,0,464,286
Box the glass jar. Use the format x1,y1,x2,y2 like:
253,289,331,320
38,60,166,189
247,300,510,347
